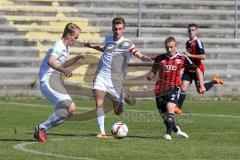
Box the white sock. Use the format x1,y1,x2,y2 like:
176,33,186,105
96,107,105,134
39,112,64,130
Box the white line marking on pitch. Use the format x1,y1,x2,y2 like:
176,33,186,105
13,138,96,160
126,110,240,119
2,101,240,119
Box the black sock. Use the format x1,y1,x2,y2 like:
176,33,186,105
173,125,178,133
163,113,176,135
204,81,214,91
178,91,186,109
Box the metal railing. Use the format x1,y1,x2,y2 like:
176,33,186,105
136,0,141,37
234,0,239,38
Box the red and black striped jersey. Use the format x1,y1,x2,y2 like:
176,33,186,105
153,52,196,94
185,37,205,72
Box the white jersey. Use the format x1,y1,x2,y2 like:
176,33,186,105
39,39,70,82
95,35,138,80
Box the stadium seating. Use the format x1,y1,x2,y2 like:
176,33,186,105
0,0,239,97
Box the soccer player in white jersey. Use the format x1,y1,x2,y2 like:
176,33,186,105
34,23,85,142
84,17,152,138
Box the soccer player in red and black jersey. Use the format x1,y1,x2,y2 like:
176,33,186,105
175,23,224,114
147,37,206,140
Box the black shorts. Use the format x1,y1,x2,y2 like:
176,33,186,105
155,87,181,113
181,71,204,88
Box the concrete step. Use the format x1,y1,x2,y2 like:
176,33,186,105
0,15,89,26
0,23,238,39
0,46,39,57
0,5,78,17
10,0,237,10
87,15,240,29
0,67,38,80
100,27,236,39
0,5,239,20
0,35,36,46
0,24,98,32
76,8,240,20
204,59,240,70
1,35,240,49
141,48,240,59
0,79,40,97
130,37,240,49
0,45,239,60
0,56,41,67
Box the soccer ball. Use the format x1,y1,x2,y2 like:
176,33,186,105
111,122,128,138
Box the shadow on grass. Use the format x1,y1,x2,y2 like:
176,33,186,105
25,132,97,138
127,135,160,139
0,138,35,142
26,132,160,140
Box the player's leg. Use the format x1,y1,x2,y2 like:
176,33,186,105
155,96,170,138
92,75,108,138
204,75,224,91
177,72,192,113
122,89,136,106
107,77,126,115
211,75,224,84
38,100,75,130
34,82,75,142
94,89,107,138
165,88,188,139
35,102,75,142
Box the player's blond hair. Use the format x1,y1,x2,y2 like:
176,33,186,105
164,36,176,46
62,23,81,38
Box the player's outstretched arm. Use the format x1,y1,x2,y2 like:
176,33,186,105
147,62,159,81
48,55,73,77
196,68,206,94
184,51,206,60
134,52,153,62
63,53,85,68
83,41,105,52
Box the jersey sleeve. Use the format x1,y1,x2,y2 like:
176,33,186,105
49,48,61,58
129,40,139,55
196,38,205,54
184,55,197,69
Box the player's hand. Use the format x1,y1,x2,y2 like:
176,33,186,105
151,56,156,61
147,76,152,81
83,41,92,48
63,69,73,77
77,53,85,60
198,86,206,94
183,50,191,57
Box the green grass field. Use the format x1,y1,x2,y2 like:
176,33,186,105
0,98,240,160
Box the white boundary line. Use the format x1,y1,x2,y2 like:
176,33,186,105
0,101,90,110
13,138,97,160
1,101,240,119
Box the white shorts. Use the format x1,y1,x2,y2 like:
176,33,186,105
93,74,123,101
40,81,72,108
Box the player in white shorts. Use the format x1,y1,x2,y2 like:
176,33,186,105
34,23,85,142
84,17,153,138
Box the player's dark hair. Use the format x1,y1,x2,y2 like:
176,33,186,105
62,23,81,38
188,23,198,29
112,17,125,27
165,36,176,46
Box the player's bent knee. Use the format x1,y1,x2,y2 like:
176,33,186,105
114,109,122,115
68,103,76,114
55,100,75,118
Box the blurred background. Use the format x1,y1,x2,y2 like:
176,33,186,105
0,0,239,99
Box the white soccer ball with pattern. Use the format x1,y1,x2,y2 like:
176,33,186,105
111,122,128,138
